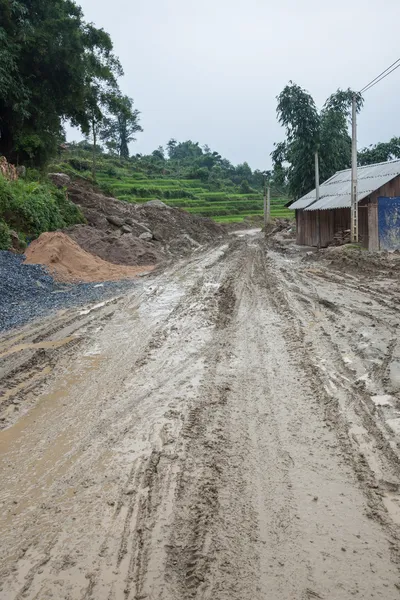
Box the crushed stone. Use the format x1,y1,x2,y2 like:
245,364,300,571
0,251,138,332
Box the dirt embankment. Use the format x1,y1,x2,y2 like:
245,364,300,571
24,232,153,283
64,180,224,267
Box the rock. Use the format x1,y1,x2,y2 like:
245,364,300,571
152,228,164,242
48,173,71,188
144,200,169,209
124,218,151,233
106,215,125,227
121,225,132,234
139,232,153,241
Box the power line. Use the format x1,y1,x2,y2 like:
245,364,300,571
360,58,400,93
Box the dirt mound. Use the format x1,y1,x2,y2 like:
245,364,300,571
304,244,400,276
24,232,153,283
65,181,223,266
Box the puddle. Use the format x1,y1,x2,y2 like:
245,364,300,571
0,336,77,359
0,354,105,454
139,283,184,320
80,301,107,315
0,354,107,522
386,418,400,436
371,395,394,407
230,228,261,237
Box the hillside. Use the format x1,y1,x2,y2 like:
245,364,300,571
51,143,293,223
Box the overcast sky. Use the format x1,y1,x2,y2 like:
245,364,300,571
69,0,400,170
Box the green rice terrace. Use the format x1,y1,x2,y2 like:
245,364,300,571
96,174,291,223
53,141,293,224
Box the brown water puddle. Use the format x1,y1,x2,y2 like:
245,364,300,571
0,336,77,359
0,354,106,525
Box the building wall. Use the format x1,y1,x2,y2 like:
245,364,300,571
295,174,400,249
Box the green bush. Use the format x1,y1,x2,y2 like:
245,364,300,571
68,157,92,172
0,176,85,237
0,220,12,250
98,181,115,197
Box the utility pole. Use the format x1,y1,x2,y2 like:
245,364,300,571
351,94,358,242
315,150,321,248
263,174,271,231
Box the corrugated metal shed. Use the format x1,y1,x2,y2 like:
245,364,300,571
289,159,400,211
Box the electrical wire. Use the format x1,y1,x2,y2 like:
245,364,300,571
360,58,400,93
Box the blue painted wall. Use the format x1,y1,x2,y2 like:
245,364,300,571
378,197,400,250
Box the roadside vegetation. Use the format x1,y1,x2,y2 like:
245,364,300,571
50,141,292,223
0,175,85,249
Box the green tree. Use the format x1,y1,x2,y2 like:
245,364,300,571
100,95,142,159
152,146,165,160
273,82,363,199
0,0,123,166
358,137,400,165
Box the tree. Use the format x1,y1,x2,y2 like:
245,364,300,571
166,139,177,159
358,137,400,165
273,82,363,199
152,146,165,160
0,0,124,166
100,95,142,159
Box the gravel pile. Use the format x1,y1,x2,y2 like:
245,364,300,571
0,251,137,332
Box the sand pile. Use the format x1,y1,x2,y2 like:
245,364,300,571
24,232,153,283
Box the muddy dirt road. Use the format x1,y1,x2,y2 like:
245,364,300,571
1,234,400,599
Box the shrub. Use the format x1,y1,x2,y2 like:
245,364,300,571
68,157,92,172
0,176,85,237
0,220,11,250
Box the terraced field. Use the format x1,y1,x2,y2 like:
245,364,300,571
95,172,292,223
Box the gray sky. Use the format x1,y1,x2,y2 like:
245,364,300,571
69,0,400,170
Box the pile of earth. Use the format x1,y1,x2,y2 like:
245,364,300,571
304,244,400,277
24,232,153,283
264,218,296,253
52,176,224,267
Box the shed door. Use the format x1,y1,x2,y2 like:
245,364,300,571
378,197,400,250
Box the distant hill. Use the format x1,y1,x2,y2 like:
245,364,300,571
50,141,293,223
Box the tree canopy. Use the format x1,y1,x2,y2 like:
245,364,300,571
0,0,140,166
272,82,363,199
358,137,400,166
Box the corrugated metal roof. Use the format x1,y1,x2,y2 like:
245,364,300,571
288,159,400,211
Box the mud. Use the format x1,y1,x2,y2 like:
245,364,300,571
1,234,400,599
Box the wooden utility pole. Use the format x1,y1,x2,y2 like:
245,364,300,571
263,174,271,230
315,150,321,248
351,94,358,242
